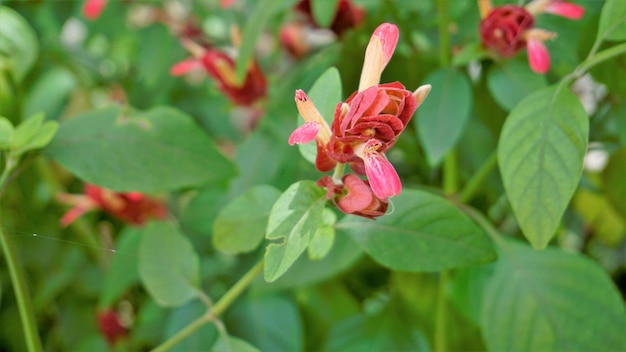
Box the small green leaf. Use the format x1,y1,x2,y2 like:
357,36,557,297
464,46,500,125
482,240,626,351
307,226,335,261
11,112,44,151
99,228,141,309
498,85,589,249
26,120,58,151
264,180,327,282
298,67,341,164
212,336,260,352
337,189,496,271
213,185,281,254
416,68,472,167
46,105,237,192
487,60,547,111
234,0,281,83
0,6,38,82
0,116,14,149
452,42,489,67
598,0,626,41
311,0,339,28
138,221,200,307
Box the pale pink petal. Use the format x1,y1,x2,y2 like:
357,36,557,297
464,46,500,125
544,1,585,20
170,59,202,76
60,205,92,227
220,0,235,8
337,175,373,213
83,0,107,20
372,23,399,67
527,39,550,74
288,121,321,145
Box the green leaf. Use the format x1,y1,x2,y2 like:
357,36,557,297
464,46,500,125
298,67,341,165
487,60,547,111
598,0,626,41
235,0,280,83
603,148,626,219
99,228,141,309
307,208,337,260
416,68,472,167
11,112,44,151
261,232,363,289
264,180,327,282
212,336,260,352
325,306,430,352
213,185,281,254
165,299,217,351
25,67,76,118
311,0,339,28
498,86,589,249
0,116,14,149
138,221,200,307
452,42,489,67
337,189,496,271
46,105,237,192
26,120,58,151
0,6,38,82
226,291,302,352
481,240,626,351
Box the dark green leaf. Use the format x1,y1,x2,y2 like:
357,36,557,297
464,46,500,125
213,185,281,254
264,180,327,282
338,189,496,271
46,105,237,192
482,240,626,351
498,85,589,249
211,335,260,352
226,292,302,352
0,6,38,82
99,228,141,309
602,148,626,219
416,68,472,167
598,0,626,41
487,60,547,111
138,221,200,307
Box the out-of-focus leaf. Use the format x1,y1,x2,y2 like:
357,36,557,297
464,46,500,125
487,60,547,111
213,185,281,254
25,67,76,118
416,68,472,167
338,189,496,271
311,0,339,28
448,265,494,325
226,291,302,352
498,85,589,249
138,221,200,307
26,120,58,151
298,67,341,164
325,305,430,352
572,188,625,245
164,300,217,352
0,116,14,148
99,228,141,309
452,42,489,67
235,0,280,83
181,185,230,236
598,0,626,41
11,112,44,150
211,335,260,352
264,180,327,282
0,6,38,82
603,148,626,219
46,105,237,192
482,239,626,351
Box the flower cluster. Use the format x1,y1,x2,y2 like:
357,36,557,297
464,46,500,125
58,184,168,227
479,0,584,74
289,23,430,219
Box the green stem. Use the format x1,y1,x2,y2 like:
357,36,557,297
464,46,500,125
331,163,345,183
443,151,458,195
0,220,43,352
151,260,264,352
434,270,449,352
461,205,506,246
458,152,498,203
437,0,451,67
577,42,626,77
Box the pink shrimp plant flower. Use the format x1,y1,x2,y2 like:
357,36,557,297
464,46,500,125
478,0,584,74
288,23,431,219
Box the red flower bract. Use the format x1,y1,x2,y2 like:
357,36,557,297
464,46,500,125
327,82,417,171
97,310,128,346
295,0,365,35
480,5,535,58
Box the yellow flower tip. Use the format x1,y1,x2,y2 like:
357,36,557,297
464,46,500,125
525,0,552,16
294,90,332,144
181,39,206,59
478,0,493,19
413,84,432,106
358,36,384,92
214,57,240,87
340,102,350,118
525,28,557,42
